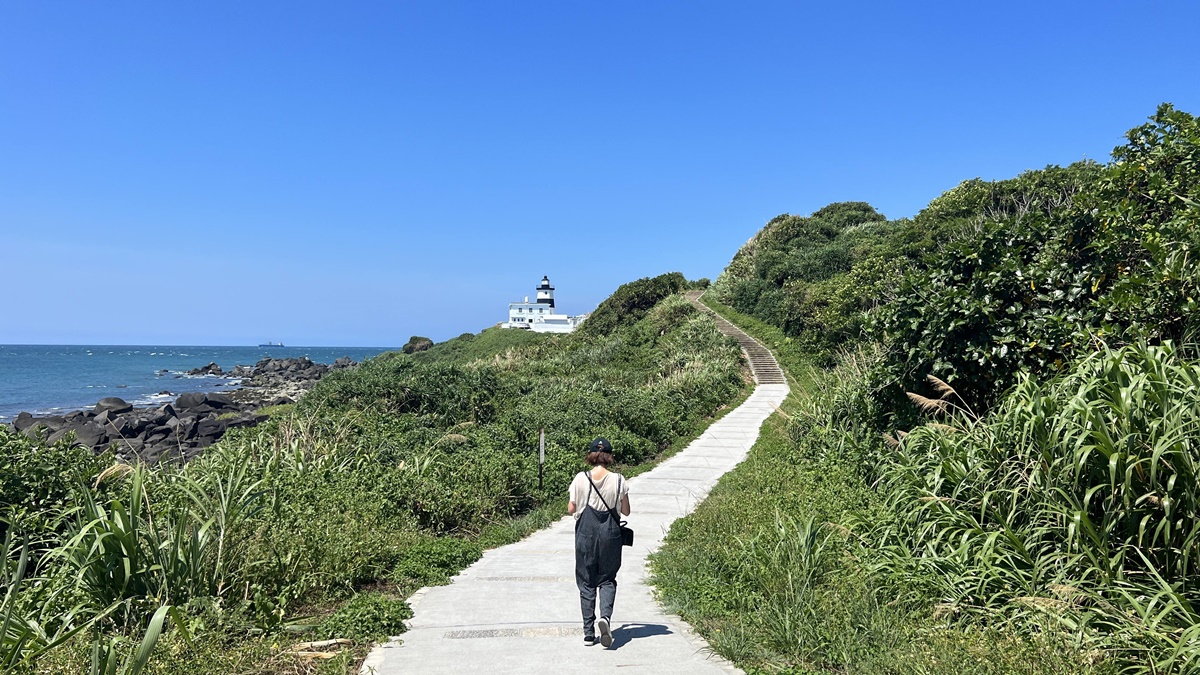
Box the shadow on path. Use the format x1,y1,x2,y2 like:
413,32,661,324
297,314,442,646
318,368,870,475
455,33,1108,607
610,623,673,649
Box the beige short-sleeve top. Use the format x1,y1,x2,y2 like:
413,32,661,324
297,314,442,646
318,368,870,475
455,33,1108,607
569,471,629,521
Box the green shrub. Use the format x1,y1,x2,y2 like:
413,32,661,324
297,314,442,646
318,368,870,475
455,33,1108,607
401,336,433,354
576,272,687,337
390,537,482,587
317,592,412,642
876,106,1197,419
0,427,108,541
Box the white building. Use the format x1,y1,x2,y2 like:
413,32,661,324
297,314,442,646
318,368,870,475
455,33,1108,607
501,276,588,333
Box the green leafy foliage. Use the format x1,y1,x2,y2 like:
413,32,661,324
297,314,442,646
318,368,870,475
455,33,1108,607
0,428,108,541
712,202,924,363
400,336,433,354
880,106,1198,417
317,593,411,642
389,537,481,587
652,346,1105,673
576,272,687,337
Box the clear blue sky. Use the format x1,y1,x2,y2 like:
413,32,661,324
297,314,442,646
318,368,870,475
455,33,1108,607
3,1,1197,346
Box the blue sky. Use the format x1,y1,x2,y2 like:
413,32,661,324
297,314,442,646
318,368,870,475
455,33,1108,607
2,1,1198,346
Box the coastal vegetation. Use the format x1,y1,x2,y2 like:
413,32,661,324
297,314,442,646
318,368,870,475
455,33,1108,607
0,274,746,673
651,104,1200,673
6,102,1197,675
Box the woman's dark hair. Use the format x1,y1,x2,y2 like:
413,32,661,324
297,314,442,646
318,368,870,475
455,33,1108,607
585,451,615,467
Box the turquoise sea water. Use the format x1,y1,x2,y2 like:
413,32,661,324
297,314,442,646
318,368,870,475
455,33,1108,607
0,345,396,422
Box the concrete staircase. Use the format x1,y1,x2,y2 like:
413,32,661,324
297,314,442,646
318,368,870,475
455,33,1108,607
685,290,786,385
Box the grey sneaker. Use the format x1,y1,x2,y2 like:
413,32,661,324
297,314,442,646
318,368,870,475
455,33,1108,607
597,617,612,648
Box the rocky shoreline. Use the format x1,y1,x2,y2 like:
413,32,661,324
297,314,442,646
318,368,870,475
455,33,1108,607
8,356,356,464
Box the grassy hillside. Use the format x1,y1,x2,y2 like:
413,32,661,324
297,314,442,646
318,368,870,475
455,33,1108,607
1,274,746,674
653,104,1200,674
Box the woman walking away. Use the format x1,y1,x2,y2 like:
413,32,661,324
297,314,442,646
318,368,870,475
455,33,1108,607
568,437,631,648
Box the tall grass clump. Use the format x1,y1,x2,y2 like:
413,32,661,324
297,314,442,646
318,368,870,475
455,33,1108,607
874,343,1200,672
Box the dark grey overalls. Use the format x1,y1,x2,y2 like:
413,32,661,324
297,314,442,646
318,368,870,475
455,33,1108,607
575,472,623,637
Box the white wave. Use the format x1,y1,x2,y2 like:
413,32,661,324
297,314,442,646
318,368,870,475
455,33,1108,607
133,393,174,406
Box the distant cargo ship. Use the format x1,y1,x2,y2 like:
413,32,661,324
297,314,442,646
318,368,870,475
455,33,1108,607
258,341,285,347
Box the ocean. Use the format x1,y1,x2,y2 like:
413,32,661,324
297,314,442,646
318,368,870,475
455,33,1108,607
0,345,397,422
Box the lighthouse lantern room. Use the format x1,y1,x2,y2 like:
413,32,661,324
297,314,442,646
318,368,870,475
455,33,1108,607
536,276,555,308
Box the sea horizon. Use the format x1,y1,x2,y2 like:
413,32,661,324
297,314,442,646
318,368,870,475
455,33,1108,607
0,344,399,422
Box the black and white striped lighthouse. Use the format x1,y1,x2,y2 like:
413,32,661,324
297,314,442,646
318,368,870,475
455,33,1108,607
536,276,555,309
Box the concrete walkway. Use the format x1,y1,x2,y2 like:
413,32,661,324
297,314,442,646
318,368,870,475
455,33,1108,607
361,300,788,674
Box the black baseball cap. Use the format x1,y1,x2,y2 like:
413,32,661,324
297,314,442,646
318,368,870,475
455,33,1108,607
589,437,613,454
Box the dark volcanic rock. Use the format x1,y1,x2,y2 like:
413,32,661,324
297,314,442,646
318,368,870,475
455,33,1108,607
10,354,348,466
204,393,236,410
46,428,72,445
224,413,262,429
188,362,224,376
175,392,206,410
196,417,227,440
151,404,176,423
72,422,107,447
21,416,64,440
107,416,132,438
145,430,170,445
95,397,133,415
13,412,35,432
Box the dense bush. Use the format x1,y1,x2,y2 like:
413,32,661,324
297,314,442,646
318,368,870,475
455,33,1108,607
0,429,109,541
317,592,412,642
576,272,687,337
711,202,926,363
401,336,434,354
879,105,1198,419
653,346,1105,674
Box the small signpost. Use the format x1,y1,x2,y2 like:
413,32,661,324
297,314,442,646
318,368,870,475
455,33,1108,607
538,428,545,489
